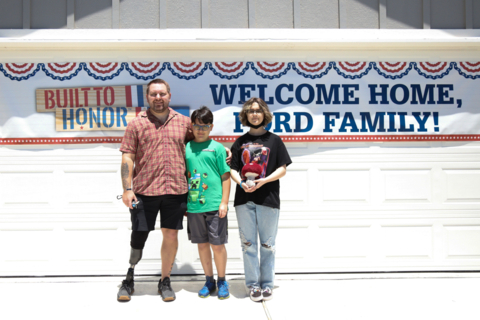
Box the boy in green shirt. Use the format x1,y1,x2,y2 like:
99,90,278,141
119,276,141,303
185,106,231,299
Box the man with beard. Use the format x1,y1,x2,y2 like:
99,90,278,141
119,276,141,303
117,79,229,302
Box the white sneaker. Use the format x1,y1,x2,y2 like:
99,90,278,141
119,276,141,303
262,287,273,301
249,286,262,302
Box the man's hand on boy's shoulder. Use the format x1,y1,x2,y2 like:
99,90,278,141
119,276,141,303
224,147,232,165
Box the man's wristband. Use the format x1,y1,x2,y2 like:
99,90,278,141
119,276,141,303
239,181,245,189
126,188,132,191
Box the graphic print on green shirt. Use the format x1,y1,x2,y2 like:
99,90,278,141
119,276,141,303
185,139,230,213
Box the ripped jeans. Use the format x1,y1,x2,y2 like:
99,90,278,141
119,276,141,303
235,201,279,289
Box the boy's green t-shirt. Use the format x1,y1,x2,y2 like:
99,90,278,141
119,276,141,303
185,139,230,213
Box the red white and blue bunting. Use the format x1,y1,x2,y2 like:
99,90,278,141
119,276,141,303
125,62,166,80
1,60,480,144
454,61,480,79
43,62,83,81
373,62,413,79
84,62,125,80
0,63,41,81
292,62,333,79
250,62,292,79
1,62,479,81
334,61,373,79
167,62,208,80
209,62,250,79
414,62,452,79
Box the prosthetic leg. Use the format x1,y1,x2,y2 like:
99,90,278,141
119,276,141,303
117,231,149,301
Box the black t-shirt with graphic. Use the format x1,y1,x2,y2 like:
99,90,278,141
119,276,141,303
230,131,292,209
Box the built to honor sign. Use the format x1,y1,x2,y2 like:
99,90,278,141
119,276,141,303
36,85,148,131
36,85,147,112
55,107,145,131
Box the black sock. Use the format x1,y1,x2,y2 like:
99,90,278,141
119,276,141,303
218,276,226,282
206,275,215,282
126,268,134,282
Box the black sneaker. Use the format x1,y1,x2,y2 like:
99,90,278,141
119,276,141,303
158,277,176,302
117,268,135,301
262,287,273,301
249,286,262,302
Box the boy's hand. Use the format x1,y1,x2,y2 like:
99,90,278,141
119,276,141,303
219,202,228,218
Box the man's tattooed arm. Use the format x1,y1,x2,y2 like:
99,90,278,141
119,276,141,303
121,152,136,192
121,162,129,190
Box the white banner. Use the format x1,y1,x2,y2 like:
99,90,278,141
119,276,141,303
1,61,479,144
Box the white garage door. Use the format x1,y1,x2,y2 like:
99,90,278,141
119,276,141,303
1,141,479,276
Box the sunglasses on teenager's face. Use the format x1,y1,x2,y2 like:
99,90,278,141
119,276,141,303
192,124,212,131
247,109,263,114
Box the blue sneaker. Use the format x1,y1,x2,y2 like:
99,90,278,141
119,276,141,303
198,278,216,298
217,280,230,300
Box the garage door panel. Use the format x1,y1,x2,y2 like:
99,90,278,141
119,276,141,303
380,226,433,259
1,230,54,261
444,169,480,201
319,170,370,202
275,227,309,259
1,171,54,205
445,226,480,258
382,169,432,202
280,168,309,207
316,226,371,259
62,229,118,261
63,171,118,205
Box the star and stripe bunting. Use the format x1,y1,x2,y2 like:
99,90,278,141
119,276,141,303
1,62,479,80
42,63,83,81
292,62,333,79
250,62,292,79
0,63,41,81
83,62,125,80
334,61,373,79
125,62,166,80
209,62,250,79
167,62,209,80
453,61,480,79
414,62,453,79
373,62,413,79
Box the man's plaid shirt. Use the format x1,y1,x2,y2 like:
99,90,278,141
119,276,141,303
120,108,194,196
